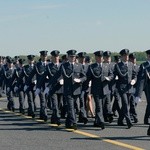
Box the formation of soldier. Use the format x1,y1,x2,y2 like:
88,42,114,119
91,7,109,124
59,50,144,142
0,49,150,135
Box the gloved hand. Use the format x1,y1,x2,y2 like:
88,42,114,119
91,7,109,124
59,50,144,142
35,88,41,96
104,76,110,81
115,75,118,80
88,81,92,87
14,86,18,92
74,78,81,83
44,87,49,95
24,85,28,92
130,79,136,85
33,80,37,85
59,79,64,85
6,87,10,93
135,97,141,103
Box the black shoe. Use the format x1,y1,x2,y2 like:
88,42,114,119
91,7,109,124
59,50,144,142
147,127,150,136
144,121,149,125
44,116,48,122
12,107,15,112
108,116,113,123
94,122,105,130
32,114,35,118
133,118,138,123
118,122,126,126
127,123,133,129
83,118,88,125
40,115,48,122
100,122,105,130
78,117,88,125
66,124,77,130
51,119,61,125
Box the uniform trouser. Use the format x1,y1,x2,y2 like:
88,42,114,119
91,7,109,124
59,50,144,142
78,91,87,119
93,94,104,124
118,93,132,125
112,90,121,115
103,94,112,118
18,90,25,111
129,94,137,120
51,93,61,121
65,95,79,126
61,96,67,117
39,92,47,118
26,90,36,115
7,90,15,110
144,88,150,123
0,80,3,96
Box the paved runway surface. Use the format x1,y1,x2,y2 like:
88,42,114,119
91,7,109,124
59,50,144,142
0,94,150,150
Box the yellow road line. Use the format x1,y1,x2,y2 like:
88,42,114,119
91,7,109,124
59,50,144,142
0,107,145,150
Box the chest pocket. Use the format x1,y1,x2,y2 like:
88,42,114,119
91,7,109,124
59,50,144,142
36,64,45,75
5,69,13,78
92,67,102,76
120,65,128,74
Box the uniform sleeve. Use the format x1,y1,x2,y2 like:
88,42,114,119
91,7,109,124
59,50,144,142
135,64,146,97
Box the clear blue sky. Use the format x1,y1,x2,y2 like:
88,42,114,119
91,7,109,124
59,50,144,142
0,0,150,56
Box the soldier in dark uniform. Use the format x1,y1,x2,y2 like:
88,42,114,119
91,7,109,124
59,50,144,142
84,56,95,118
103,51,114,123
24,51,48,121
129,53,139,123
9,59,26,114
36,50,62,125
46,49,86,129
86,51,113,129
114,49,136,129
77,52,88,124
135,50,150,125
1,58,15,111
111,55,121,117
16,55,36,117
0,56,5,97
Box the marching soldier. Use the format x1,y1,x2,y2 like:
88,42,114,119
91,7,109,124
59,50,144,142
24,51,48,121
16,55,36,117
77,52,88,124
46,49,86,129
86,51,113,129
103,51,114,123
36,50,62,125
9,59,26,114
111,55,121,117
135,50,150,125
0,56,4,97
114,49,136,129
1,58,15,111
129,53,139,123
84,56,95,118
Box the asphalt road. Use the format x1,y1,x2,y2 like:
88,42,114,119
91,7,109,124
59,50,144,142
0,93,150,150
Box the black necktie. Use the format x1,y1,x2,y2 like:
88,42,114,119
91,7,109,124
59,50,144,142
71,63,74,70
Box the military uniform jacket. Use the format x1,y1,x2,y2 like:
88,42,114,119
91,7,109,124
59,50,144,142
81,63,90,91
26,61,47,90
37,62,63,94
1,64,15,87
135,61,150,97
0,64,4,86
17,64,36,88
114,61,136,94
86,62,113,95
48,62,86,96
8,66,24,89
108,62,116,94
